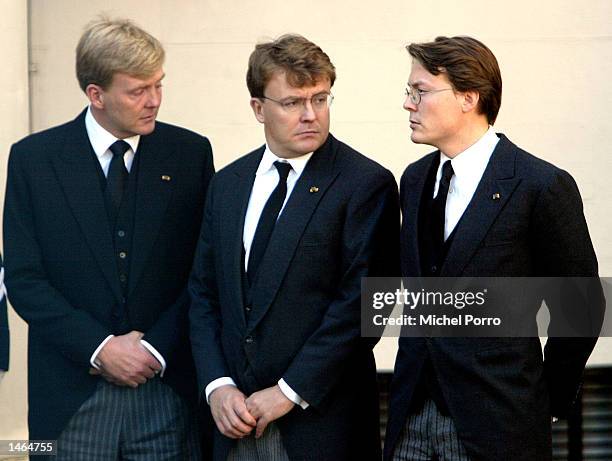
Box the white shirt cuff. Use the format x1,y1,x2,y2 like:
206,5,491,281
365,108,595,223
0,267,7,301
140,340,167,377
90,334,114,369
205,377,237,404
278,378,309,409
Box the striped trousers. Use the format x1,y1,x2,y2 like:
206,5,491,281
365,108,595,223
56,377,201,460
393,399,471,461
227,423,290,461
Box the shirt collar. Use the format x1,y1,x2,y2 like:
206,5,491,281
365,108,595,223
439,126,499,179
256,145,314,177
85,106,140,158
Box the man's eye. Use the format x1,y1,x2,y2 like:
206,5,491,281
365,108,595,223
282,99,299,108
313,95,327,105
417,89,427,95
132,89,144,97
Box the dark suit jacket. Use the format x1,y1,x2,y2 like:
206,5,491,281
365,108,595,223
0,253,8,371
3,109,214,440
384,134,604,461
189,134,399,461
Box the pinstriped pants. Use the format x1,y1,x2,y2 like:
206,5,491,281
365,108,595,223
56,378,201,460
393,400,471,461
226,423,290,461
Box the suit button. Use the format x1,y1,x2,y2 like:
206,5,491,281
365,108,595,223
245,336,254,344
119,274,127,283
245,305,252,312
117,230,126,237
119,251,127,259
431,265,438,273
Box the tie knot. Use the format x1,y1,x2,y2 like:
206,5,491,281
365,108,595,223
109,140,131,157
440,160,454,185
274,161,292,181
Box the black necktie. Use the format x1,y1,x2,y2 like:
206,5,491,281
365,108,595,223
431,160,454,246
247,161,292,284
106,140,130,213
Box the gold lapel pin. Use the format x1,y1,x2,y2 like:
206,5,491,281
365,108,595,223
492,192,501,200
309,186,319,193
161,175,171,182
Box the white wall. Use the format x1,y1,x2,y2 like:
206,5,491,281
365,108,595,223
0,0,30,446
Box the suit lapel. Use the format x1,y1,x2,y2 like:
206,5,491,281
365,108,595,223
220,148,264,329
441,135,521,276
402,154,437,277
247,136,339,331
52,111,122,302
127,131,175,297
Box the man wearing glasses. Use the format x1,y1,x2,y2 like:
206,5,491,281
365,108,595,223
189,34,399,461
384,36,602,461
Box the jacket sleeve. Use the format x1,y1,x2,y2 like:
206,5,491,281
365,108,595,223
3,143,110,367
532,168,605,417
188,174,232,400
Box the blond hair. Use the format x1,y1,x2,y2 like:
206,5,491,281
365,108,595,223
76,17,165,92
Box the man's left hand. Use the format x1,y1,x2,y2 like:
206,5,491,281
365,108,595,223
89,367,124,385
245,385,295,438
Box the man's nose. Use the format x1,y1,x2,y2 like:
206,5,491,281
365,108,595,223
300,99,317,121
403,95,417,112
146,87,162,107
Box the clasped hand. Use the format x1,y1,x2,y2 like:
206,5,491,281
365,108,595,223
89,330,161,388
210,384,295,439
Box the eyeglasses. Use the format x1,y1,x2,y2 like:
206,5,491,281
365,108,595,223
405,86,453,105
260,92,334,113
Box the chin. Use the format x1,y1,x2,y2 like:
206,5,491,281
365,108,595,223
410,133,424,145
137,120,156,136
297,138,324,154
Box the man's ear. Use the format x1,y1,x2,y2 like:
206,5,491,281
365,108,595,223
86,84,105,110
461,90,480,114
250,98,265,123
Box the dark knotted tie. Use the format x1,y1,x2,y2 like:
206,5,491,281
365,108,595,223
431,160,454,246
247,161,292,284
106,140,130,213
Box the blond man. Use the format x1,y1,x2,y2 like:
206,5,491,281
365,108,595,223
4,17,214,460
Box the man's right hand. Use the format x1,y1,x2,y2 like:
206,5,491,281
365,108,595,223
209,385,257,439
95,331,161,387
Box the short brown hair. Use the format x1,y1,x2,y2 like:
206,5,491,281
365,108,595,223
407,36,502,124
76,17,165,92
246,34,336,97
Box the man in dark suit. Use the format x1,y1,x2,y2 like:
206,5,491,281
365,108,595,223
0,253,8,374
385,36,604,461
189,34,399,461
4,17,214,460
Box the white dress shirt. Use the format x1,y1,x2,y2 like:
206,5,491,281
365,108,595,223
85,107,166,376
85,107,139,175
435,126,500,241
206,146,313,409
